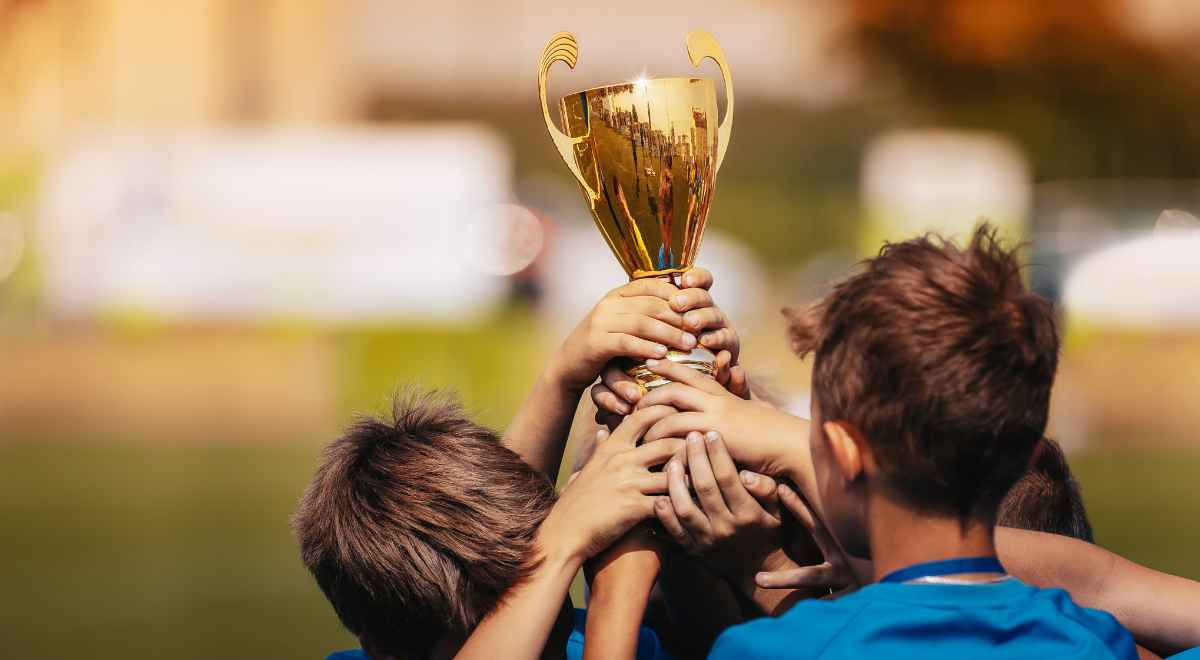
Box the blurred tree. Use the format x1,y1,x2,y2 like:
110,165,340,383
848,0,1200,180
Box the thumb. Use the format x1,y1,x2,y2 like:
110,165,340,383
739,470,779,513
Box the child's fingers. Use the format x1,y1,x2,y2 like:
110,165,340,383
619,295,686,327
729,365,751,400
655,496,695,550
777,484,815,529
667,457,713,540
599,362,642,404
630,436,687,468
616,278,679,301
609,405,677,447
755,562,841,589
636,471,670,494
613,314,696,351
594,409,623,432
686,431,732,520
699,327,740,361
704,431,759,516
602,333,669,361
779,484,836,550
681,307,728,333
680,266,713,291
713,350,733,386
643,359,728,395
669,288,714,313
643,412,714,444
637,381,711,412
740,471,780,516
591,383,631,416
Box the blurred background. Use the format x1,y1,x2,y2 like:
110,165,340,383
3,0,1200,657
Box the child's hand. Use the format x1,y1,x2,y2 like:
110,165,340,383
634,360,808,481
589,267,745,427
537,406,684,563
551,278,694,394
655,431,784,582
754,484,858,594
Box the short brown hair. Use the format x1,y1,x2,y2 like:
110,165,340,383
787,224,1059,523
292,390,556,658
999,437,1094,542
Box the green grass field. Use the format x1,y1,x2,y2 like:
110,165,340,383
0,441,1196,660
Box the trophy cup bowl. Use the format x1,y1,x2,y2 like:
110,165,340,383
539,31,734,389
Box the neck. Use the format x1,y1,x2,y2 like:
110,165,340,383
866,492,997,583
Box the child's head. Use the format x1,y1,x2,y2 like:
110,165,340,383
788,224,1059,556
998,437,1094,542
292,391,557,659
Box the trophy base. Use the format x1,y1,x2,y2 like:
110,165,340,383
627,347,716,391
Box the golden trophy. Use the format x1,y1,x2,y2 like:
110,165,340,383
538,30,734,389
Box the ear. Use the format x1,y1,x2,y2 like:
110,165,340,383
823,421,867,484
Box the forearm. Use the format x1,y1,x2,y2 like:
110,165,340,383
997,526,1200,656
454,539,580,660
503,363,584,481
585,570,658,660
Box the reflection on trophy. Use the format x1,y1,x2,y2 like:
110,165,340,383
538,30,734,389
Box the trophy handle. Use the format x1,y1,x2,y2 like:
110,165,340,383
686,30,734,174
539,32,600,204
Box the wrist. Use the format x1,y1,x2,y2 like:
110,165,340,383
535,511,586,574
543,355,589,397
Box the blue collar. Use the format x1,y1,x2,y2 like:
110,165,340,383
880,556,1006,584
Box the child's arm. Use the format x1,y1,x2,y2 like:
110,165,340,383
504,268,736,481
455,407,681,660
582,525,664,660
996,526,1200,658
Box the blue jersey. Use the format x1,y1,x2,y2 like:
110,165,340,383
711,558,1136,660
327,608,671,660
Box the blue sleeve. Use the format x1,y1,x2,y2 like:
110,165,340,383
1167,649,1200,660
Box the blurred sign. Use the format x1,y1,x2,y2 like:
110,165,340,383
861,129,1030,251
1064,229,1200,329
38,127,514,322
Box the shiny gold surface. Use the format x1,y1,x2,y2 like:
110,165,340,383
539,30,734,280
539,30,734,386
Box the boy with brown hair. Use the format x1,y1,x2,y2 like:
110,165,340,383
638,225,1137,658
294,268,745,659
294,390,682,660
